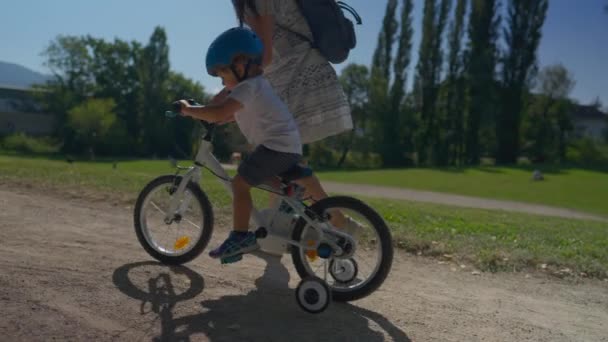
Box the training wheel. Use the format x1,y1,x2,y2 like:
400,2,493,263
295,277,331,314
255,227,268,239
329,258,359,284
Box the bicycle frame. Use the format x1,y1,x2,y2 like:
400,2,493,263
165,136,350,254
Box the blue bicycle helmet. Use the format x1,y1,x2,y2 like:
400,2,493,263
205,27,264,77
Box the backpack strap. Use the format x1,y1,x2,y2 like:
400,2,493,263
274,0,315,48
275,22,316,48
275,0,363,60
337,1,362,24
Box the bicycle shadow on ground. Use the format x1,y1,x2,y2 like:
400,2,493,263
113,256,410,342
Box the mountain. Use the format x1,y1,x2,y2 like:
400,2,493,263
0,61,52,88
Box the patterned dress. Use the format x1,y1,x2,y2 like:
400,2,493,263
247,0,353,144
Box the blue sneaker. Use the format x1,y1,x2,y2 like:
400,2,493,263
209,231,259,259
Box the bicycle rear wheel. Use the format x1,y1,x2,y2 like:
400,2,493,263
290,196,393,302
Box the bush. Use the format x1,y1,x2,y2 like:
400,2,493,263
1,133,60,154
306,142,383,170
516,157,532,166
342,151,382,169
308,142,334,168
566,138,608,166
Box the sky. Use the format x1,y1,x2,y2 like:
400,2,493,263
1,0,606,105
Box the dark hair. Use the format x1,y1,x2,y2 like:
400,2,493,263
232,0,259,26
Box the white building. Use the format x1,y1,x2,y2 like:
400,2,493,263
0,85,55,136
571,104,607,142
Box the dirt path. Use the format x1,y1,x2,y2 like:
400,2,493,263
1,188,607,342
321,181,608,222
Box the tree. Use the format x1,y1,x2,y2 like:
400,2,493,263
374,0,416,167
137,27,171,157
39,27,208,158
86,37,142,142
465,0,501,164
414,0,451,165
524,64,575,162
497,0,549,164
41,36,95,153
43,35,95,97
369,0,399,166
390,0,414,115
166,72,208,158
371,0,399,87
67,98,117,159
337,64,370,167
443,0,468,166
538,64,576,100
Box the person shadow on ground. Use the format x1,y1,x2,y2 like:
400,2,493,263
113,253,410,342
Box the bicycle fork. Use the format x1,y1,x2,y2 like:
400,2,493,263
164,167,200,224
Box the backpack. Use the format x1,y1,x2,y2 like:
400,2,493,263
279,0,362,64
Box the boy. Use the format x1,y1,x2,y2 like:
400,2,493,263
175,27,302,261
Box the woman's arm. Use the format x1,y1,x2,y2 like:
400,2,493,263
178,98,242,123
246,14,275,68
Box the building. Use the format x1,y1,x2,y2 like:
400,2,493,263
0,85,55,136
570,104,608,142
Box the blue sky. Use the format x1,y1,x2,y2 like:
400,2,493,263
1,0,606,105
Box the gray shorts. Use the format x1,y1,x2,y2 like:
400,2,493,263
238,145,302,186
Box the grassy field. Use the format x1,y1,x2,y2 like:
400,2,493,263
317,166,608,216
1,155,606,278
365,197,607,277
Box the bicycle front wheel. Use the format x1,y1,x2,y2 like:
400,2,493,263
133,175,214,265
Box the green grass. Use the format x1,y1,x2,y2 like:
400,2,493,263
0,155,234,207
317,166,608,216
364,197,607,277
1,155,606,278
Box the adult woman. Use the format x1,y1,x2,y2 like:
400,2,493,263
228,0,354,204
232,0,353,143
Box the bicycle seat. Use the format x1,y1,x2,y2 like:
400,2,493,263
279,164,313,183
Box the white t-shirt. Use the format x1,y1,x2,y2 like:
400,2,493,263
228,75,302,155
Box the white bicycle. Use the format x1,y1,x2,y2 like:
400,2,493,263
133,101,393,314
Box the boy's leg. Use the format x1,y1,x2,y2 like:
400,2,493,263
208,176,258,260
232,175,253,232
209,145,300,260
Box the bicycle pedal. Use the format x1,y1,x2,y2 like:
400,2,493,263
221,254,243,264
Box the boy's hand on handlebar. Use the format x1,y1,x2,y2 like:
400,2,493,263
173,100,192,117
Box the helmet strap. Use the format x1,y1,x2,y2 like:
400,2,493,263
230,60,253,82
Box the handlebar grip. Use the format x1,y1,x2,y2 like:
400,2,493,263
172,101,182,113
166,99,203,120
186,99,200,106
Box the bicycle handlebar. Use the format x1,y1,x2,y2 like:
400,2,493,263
167,99,216,141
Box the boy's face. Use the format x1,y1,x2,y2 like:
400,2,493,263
216,62,246,89
216,67,238,89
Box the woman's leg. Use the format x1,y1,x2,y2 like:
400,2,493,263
295,175,350,228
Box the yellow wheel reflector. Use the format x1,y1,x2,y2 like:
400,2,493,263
174,236,190,250
306,240,318,261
